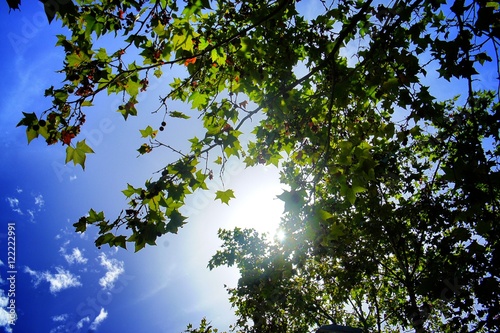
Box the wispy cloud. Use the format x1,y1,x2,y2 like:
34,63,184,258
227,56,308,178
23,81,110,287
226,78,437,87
34,194,44,209
4,192,45,222
27,210,35,221
56,223,87,241
60,247,88,265
0,288,14,332
6,197,22,215
76,316,90,329
51,314,68,322
49,325,65,333
98,254,124,290
24,266,82,294
89,308,108,330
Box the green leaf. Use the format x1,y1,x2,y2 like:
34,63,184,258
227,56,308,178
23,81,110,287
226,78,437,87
137,144,152,154
346,189,356,205
486,2,500,10
134,236,146,252
211,47,227,66
277,190,305,213
42,0,56,23
139,125,158,138
95,233,115,247
118,100,138,120
87,209,105,223
42,0,77,24
215,189,235,205
154,68,163,78
16,112,38,127
329,223,345,238
189,91,209,110
67,52,91,68
170,111,191,119
96,48,109,61
122,184,141,198
65,140,95,170
134,237,146,252
317,209,334,221
26,128,38,144
73,217,88,233
166,210,187,233
111,235,127,249
124,78,142,97
153,21,166,36
173,31,195,52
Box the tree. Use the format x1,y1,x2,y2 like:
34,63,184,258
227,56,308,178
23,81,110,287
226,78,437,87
10,0,500,332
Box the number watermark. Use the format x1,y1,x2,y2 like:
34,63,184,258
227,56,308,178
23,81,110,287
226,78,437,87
6,222,18,326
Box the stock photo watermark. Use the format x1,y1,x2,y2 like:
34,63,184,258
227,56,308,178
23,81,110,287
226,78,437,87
5,222,18,326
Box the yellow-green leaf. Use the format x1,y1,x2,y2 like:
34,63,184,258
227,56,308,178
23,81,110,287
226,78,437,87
215,189,235,205
65,140,95,170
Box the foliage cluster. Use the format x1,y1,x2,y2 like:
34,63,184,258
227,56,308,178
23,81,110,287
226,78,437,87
10,0,500,331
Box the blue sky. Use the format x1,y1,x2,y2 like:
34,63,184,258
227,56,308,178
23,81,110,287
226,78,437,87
0,3,286,332
1,1,498,333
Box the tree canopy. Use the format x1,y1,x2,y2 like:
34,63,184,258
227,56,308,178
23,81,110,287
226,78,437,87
10,0,500,332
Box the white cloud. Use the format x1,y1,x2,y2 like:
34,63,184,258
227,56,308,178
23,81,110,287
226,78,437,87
6,197,22,215
49,325,65,333
6,198,19,207
5,192,44,222
60,247,88,265
27,209,35,222
98,254,124,290
89,308,108,330
24,267,39,283
76,316,90,329
0,288,14,332
44,268,82,294
24,266,82,294
52,314,68,322
73,308,108,331
34,194,44,209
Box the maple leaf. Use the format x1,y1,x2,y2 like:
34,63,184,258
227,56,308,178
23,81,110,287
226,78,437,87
184,57,197,66
215,189,235,205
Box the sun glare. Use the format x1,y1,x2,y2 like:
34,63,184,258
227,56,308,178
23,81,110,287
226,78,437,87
274,229,286,242
225,167,285,239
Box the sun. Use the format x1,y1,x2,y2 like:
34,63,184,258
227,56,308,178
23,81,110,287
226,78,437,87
224,165,285,239
274,228,286,242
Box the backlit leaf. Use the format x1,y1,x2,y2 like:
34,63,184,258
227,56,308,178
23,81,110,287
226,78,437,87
215,189,235,205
